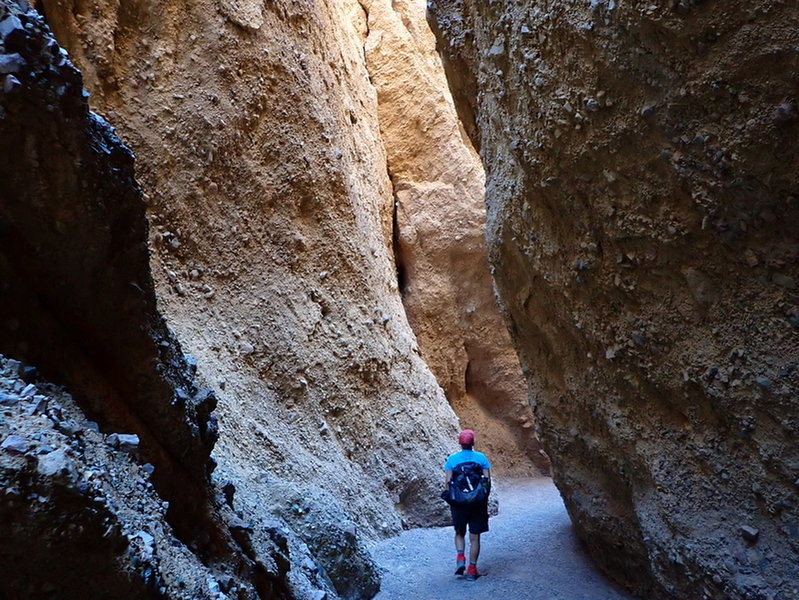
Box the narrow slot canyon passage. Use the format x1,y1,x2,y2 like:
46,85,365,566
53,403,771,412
356,0,550,478
1,0,797,599
372,479,633,600
350,4,622,593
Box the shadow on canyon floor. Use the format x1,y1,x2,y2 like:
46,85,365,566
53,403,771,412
371,478,634,600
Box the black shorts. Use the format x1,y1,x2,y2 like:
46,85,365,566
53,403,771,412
450,501,489,535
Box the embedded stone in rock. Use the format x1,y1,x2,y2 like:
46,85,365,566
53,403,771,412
117,434,140,454
0,392,19,406
227,516,253,533
772,273,796,290
132,530,156,558
754,376,773,392
0,51,23,73
0,13,26,51
221,480,236,508
740,525,759,543
1,434,28,453
217,0,264,30
773,102,799,125
343,523,357,542
55,419,83,437
20,365,38,382
2,72,19,93
37,448,79,483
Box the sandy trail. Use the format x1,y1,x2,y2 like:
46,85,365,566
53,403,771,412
371,478,635,600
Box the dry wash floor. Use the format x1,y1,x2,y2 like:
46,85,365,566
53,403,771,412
372,478,634,600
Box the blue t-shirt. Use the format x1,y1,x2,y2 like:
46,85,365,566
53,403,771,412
443,449,492,471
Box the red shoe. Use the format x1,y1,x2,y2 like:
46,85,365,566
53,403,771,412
466,564,479,581
454,553,466,575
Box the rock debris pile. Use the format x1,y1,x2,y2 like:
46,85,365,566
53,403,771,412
0,355,227,599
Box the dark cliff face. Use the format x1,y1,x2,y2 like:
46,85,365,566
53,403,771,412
0,2,288,597
429,1,799,599
0,0,214,533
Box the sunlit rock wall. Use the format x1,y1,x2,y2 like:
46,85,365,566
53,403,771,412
40,0,460,597
361,0,548,475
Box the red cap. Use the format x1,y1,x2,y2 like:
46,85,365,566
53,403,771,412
458,429,475,445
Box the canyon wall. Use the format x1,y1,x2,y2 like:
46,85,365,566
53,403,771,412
0,3,288,597
360,0,548,475
429,1,799,599
37,0,463,596
40,0,546,491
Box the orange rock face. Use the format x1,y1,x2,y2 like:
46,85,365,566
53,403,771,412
361,0,548,475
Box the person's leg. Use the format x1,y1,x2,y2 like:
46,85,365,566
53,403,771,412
469,532,481,564
454,530,466,574
451,506,467,574
454,530,465,554
466,502,489,580
452,505,466,553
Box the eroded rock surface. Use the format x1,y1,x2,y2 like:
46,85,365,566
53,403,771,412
360,0,548,475
430,1,799,599
38,0,460,595
0,3,289,596
0,356,228,599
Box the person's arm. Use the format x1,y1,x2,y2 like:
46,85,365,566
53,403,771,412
484,468,491,484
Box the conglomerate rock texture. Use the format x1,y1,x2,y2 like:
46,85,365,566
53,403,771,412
360,0,547,475
37,0,465,596
0,2,289,597
429,1,799,599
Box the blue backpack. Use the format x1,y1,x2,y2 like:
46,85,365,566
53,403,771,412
448,461,490,505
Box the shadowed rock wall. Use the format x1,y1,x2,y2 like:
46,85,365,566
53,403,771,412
0,0,220,552
429,1,799,599
0,2,288,597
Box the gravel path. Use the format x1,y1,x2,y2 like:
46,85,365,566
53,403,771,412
371,478,635,600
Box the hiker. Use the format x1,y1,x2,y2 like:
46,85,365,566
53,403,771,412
443,428,492,581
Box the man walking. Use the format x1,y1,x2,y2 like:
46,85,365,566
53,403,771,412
443,429,491,581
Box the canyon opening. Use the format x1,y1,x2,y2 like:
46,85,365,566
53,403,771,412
1,1,797,600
